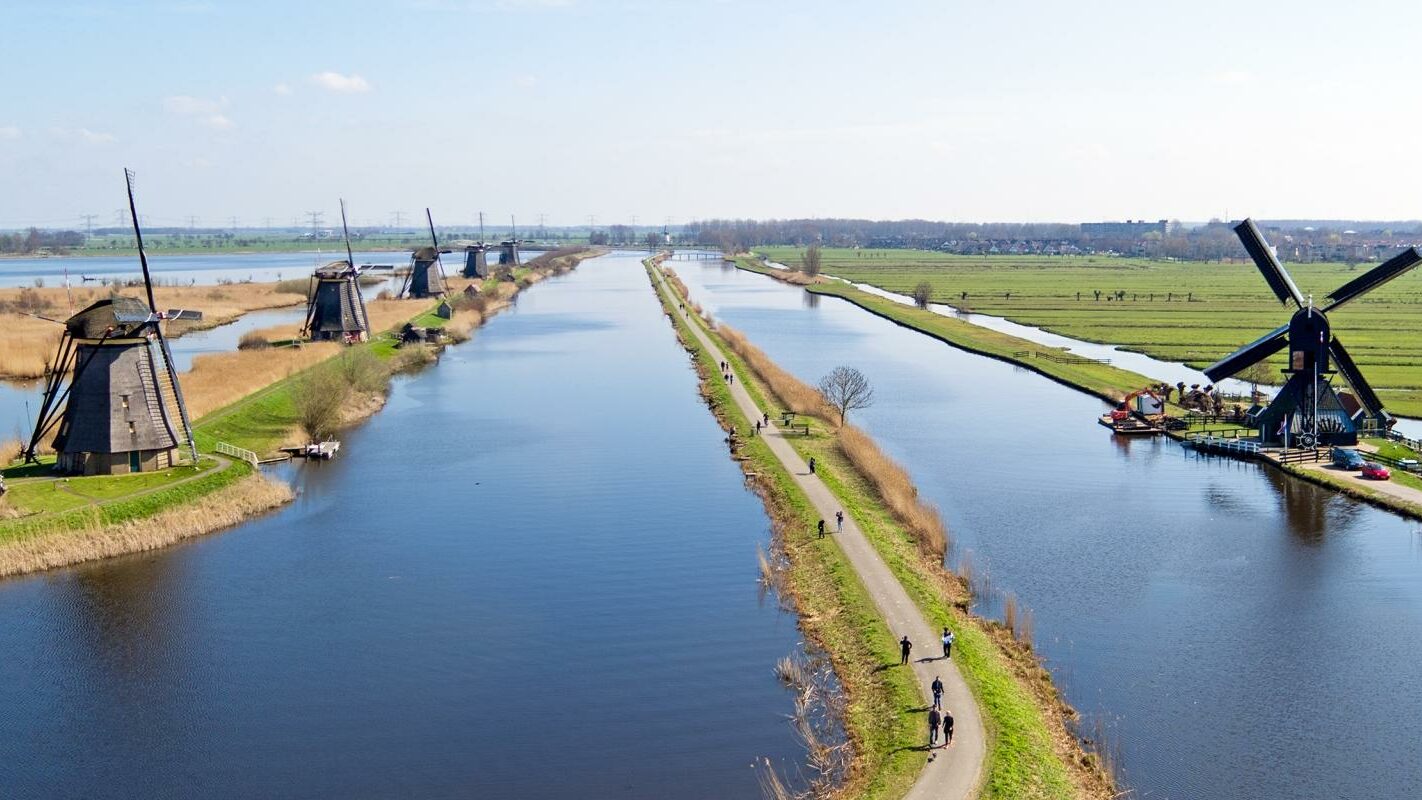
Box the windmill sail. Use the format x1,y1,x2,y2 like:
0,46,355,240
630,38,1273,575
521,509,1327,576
1323,247,1422,312
1235,218,1304,308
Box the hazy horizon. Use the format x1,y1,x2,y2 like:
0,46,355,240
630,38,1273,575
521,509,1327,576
6,0,1420,228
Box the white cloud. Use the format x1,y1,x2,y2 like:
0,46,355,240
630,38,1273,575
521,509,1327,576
50,127,116,144
164,95,234,129
310,71,371,93
0,125,20,140
273,83,293,96
1211,70,1255,85
514,74,538,88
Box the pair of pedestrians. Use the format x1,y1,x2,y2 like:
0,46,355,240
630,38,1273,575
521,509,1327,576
927,701,955,748
816,511,846,539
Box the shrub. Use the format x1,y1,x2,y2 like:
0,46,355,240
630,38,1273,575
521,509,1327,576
237,331,271,350
293,366,350,442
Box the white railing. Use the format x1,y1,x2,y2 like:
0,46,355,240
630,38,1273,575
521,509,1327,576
215,441,258,466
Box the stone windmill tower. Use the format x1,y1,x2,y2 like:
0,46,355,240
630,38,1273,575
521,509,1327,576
399,208,448,299
301,200,370,343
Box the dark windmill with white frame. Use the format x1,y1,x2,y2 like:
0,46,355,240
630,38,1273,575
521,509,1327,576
1205,218,1421,448
399,208,448,299
23,170,202,475
301,200,371,343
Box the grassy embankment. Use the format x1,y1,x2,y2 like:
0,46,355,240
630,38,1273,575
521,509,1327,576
649,261,924,799
0,248,600,574
761,246,1422,418
654,261,1110,800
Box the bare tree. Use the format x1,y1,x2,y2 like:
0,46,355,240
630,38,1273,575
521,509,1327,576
911,280,933,309
801,243,822,276
818,366,874,425
295,367,351,443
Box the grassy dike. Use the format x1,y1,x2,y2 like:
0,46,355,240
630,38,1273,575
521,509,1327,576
647,260,926,799
0,249,601,575
653,259,1113,800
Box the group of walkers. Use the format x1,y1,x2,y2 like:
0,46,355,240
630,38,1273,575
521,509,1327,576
898,628,959,749
816,510,845,539
720,360,736,385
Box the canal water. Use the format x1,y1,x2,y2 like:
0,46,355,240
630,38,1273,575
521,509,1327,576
674,258,1422,800
0,253,812,798
0,249,411,288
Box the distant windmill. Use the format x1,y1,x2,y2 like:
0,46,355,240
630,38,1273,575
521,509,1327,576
23,170,202,474
499,213,521,266
1205,219,1421,447
301,199,370,343
398,208,448,299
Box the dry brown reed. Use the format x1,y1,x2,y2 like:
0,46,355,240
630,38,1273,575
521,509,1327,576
758,543,775,586
0,439,20,466
0,473,292,577
836,426,950,559
183,342,342,419
237,330,271,350
718,325,834,418
0,281,306,379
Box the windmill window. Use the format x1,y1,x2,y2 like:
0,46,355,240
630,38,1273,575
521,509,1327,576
128,421,136,436
121,394,130,409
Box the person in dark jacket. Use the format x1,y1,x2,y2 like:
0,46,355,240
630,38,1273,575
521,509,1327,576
817,519,826,539
928,707,942,748
899,635,912,665
808,457,816,474
930,676,944,710
942,708,955,745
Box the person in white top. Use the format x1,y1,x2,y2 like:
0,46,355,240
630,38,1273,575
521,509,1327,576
941,627,955,659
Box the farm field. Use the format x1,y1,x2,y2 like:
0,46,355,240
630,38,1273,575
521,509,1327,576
760,247,1422,417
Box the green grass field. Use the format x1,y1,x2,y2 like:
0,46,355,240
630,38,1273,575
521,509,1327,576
761,247,1422,416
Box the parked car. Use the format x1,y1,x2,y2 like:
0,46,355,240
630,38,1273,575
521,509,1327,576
1361,462,1391,481
1331,447,1367,470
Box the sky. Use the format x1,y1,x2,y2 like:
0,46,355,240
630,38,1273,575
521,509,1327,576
3,0,1421,229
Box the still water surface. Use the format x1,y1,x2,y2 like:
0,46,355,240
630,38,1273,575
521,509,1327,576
675,259,1422,800
0,253,810,797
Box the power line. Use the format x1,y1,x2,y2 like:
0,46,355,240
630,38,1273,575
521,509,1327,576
187,215,199,230
79,214,97,236
306,211,324,234
229,216,239,230
390,211,405,230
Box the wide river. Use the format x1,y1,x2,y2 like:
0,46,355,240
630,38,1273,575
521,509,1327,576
0,253,812,797
672,258,1422,800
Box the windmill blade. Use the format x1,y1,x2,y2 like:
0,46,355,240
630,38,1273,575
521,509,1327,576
1235,218,1304,307
426,208,448,286
123,168,159,313
1203,324,1289,383
340,199,371,334
163,309,203,321
153,326,199,465
1323,247,1422,312
1328,337,1385,416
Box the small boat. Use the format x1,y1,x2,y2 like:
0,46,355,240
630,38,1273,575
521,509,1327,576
1098,412,1159,435
81,275,99,282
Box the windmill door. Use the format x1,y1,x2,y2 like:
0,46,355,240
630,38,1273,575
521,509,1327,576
129,451,141,473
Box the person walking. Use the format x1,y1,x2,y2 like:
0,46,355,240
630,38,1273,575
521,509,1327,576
817,519,826,539
941,627,955,659
899,635,912,665
808,457,816,474
930,676,944,710
763,412,770,426
942,708,955,746
928,707,942,749
835,510,844,533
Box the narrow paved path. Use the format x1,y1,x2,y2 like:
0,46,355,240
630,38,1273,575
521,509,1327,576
652,267,985,799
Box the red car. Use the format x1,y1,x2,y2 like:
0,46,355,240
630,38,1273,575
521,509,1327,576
1361,462,1391,481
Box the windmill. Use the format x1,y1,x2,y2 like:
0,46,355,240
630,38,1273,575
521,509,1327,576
499,213,521,266
22,169,202,474
301,199,370,343
461,211,491,279
398,208,448,299
1204,219,1421,448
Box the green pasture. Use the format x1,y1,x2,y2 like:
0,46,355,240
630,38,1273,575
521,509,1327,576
761,247,1422,416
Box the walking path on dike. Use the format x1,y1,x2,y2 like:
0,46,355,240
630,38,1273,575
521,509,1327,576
651,266,986,799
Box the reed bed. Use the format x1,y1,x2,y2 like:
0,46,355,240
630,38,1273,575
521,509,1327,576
183,342,342,419
0,438,21,466
0,472,292,577
0,281,306,379
718,325,835,418
837,425,950,559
